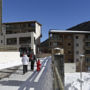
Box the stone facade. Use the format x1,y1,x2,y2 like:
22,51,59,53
49,30,90,72
0,21,42,54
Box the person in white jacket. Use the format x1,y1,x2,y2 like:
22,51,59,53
22,53,29,74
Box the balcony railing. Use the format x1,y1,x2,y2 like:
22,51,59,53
84,38,90,42
50,38,63,42
85,46,90,50
86,62,90,66
85,53,90,57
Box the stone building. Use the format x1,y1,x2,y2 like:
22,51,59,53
0,21,42,54
49,30,90,72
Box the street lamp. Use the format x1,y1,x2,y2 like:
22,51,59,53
80,54,85,90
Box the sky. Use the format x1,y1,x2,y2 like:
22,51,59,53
2,0,90,42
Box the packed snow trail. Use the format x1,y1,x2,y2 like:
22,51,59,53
0,56,53,90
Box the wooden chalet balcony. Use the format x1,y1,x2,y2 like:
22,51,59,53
84,38,90,42
50,38,63,42
85,46,90,50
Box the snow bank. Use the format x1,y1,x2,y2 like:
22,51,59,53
64,63,76,73
0,52,22,69
65,73,90,90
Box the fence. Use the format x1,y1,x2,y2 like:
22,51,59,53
0,46,18,51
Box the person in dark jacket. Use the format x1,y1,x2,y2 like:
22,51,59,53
29,53,37,71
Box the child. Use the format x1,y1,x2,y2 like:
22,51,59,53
37,59,41,71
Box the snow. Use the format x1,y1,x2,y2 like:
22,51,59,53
65,73,90,90
50,30,90,33
64,63,76,73
0,52,22,70
0,52,47,70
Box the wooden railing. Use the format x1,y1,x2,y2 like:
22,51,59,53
0,46,18,51
52,55,64,90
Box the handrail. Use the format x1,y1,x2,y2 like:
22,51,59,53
54,66,64,90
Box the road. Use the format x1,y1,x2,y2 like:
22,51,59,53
0,56,53,90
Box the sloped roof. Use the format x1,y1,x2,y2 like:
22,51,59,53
3,21,42,26
40,39,50,47
49,30,90,34
67,21,90,31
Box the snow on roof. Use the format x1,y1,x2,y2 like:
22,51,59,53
54,48,61,50
49,30,90,34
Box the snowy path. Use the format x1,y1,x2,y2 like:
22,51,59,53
0,56,53,90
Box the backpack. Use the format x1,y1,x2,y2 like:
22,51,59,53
30,54,34,60
30,54,32,59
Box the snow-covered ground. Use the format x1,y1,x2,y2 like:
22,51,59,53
65,73,90,90
0,52,22,70
0,52,47,70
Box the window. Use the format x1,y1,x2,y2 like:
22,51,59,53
1,33,3,36
68,43,71,46
1,40,3,43
86,42,90,46
76,58,79,61
53,34,62,40
6,30,13,34
28,23,35,27
68,59,73,62
6,24,19,30
86,34,90,39
22,24,27,28
68,51,71,54
31,23,35,27
53,34,58,40
76,36,79,39
88,67,90,71
28,23,31,27
76,43,79,47
85,50,90,54
53,42,57,46
67,36,72,39
49,42,52,46
7,38,17,45
55,42,59,46
86,57,90,63
76,51,79,54
28,29,35,32
6,24,21,34
19,37,31,44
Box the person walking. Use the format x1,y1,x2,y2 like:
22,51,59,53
29,53,37,71
22,53,29,74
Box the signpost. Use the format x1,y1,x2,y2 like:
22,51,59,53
80,54,85,90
